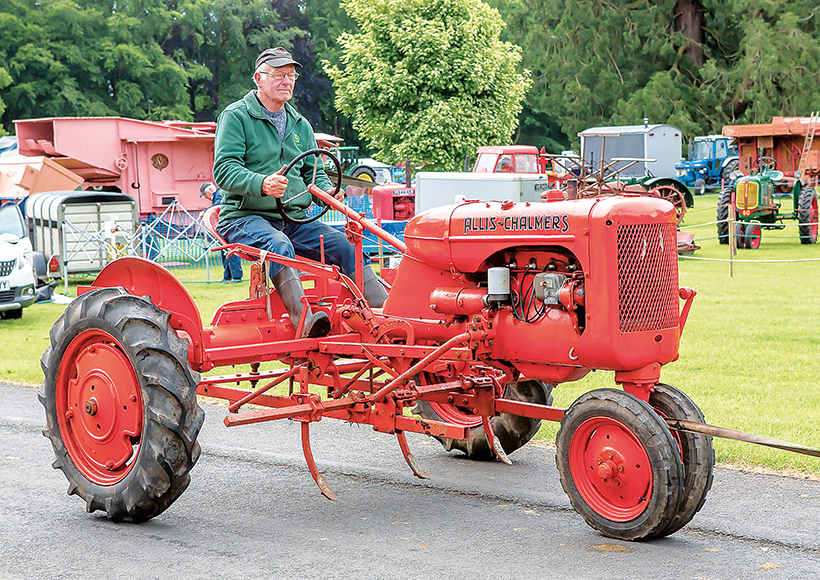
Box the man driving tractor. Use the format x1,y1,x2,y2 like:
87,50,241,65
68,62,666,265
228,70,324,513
213,47,387,338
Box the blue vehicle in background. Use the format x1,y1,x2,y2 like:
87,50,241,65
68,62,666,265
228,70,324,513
676,135,739,195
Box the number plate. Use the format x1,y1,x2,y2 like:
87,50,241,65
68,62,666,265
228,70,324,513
0,280,8,291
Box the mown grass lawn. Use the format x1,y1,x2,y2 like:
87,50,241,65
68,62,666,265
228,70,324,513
2,192,818,475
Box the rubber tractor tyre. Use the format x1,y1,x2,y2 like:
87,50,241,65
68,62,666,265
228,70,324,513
647,384,714,538
555,389,683,541
797,186,818,244
39,287,204,522
721,159,739,187
716,187,732,244
414,379,553,460
350,166,377,183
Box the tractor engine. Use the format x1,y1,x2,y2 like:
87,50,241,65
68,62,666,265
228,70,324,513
384,195,681,386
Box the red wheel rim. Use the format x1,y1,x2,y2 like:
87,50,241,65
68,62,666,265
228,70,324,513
748,225,761,249
428,401,482,427
650,185,686,224
56,329,143,485
568,416,653,522
422,373,482,428
811,200,818,240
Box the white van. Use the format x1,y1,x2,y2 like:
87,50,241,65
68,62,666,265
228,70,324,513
0,203,38,319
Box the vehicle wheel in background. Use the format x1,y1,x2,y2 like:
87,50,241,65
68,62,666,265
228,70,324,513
744,223,762,249
1,308,23,319
414,378,553,460
721,159,739,187
716,187,732,244
350,166,377,183
797,186,818,244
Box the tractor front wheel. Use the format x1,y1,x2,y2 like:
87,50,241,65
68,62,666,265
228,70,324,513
555,389,683,540
414,379,552,460
648,384,714,538
798,186,818,244
40,287,204,522
744,223,762,249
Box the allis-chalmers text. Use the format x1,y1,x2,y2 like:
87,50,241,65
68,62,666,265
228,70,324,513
463,215,570,234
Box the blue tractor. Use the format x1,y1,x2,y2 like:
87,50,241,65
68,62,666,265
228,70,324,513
676,135,739,195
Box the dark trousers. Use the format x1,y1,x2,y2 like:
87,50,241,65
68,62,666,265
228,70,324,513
216,214,357,278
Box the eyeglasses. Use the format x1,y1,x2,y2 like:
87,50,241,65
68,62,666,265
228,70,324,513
259,71,300,82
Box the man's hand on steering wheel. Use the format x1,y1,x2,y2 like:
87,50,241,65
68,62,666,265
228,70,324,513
275,148,344,225
262,166,288,198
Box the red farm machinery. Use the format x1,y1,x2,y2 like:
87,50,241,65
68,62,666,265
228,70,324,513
39,150,820,540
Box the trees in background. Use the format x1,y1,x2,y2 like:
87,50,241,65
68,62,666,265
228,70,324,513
326,0,530,170
1,0,819,155
493,0,820,149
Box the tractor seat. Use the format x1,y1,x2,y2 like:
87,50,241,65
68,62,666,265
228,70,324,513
202,205,256,262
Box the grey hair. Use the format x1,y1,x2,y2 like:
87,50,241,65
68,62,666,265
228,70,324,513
252,62,270,87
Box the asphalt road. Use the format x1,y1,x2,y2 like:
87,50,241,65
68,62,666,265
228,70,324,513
2,380,820,579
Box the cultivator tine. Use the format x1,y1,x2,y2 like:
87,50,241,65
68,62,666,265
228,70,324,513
396,431,430,479
301,422,338,501
482,416,513,465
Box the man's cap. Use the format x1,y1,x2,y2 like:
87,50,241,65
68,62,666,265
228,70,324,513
255,47,302,70
200,182,213,196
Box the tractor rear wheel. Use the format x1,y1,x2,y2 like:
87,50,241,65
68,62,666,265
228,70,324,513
721,159,739,187
555,389,683,540
798,186,818,244
716,187,732,244
350,166,377,183
414,378,552,460
647,384,714,538
39,287,204,522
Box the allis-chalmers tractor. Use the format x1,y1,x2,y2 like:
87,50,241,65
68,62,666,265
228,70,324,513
39,150,817,541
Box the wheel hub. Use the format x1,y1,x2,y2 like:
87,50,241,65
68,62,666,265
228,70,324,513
569,416,653,522
56,330,143,484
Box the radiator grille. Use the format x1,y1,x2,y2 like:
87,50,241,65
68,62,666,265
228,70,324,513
0,290,14,304
736,181,759,211
0,260,15,276
617,223,679,333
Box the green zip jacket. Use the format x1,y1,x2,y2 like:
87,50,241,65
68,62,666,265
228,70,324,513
213,90,332,222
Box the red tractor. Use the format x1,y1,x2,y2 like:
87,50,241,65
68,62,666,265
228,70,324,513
44,149,805,540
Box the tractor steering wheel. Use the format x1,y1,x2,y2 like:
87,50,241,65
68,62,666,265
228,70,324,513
275,148,343,225
757,156,777,172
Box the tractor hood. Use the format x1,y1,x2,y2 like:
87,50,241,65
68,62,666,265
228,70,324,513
403,195,676,273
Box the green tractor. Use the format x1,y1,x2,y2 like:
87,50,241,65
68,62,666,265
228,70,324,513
329,146,379,184
716,156,819,248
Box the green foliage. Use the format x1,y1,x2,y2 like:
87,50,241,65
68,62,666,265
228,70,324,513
1,0,819,162
326,0,531,170
0,0,311,131
494,0,820,150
